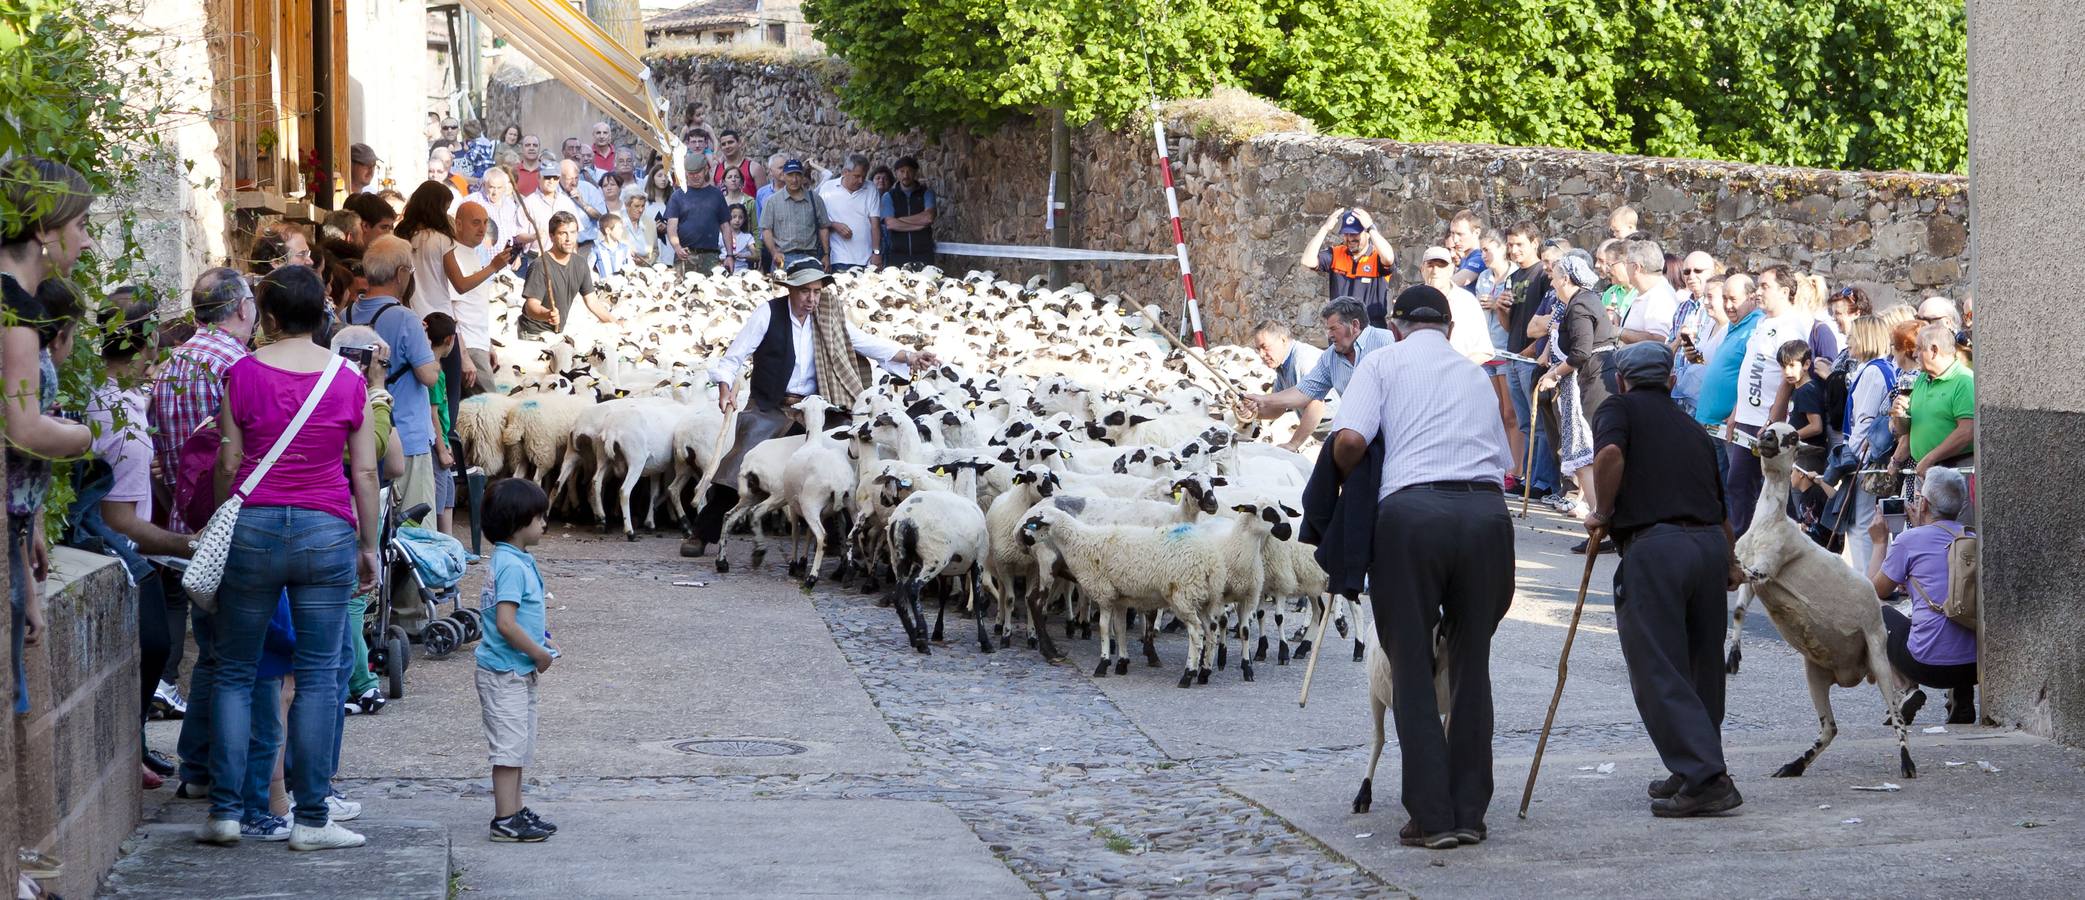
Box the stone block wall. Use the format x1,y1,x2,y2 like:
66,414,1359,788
11,548,141,900
487,52,1970,346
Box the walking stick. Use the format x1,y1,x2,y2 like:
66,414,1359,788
1520,384,1547,518
1295,595,1337,707
1133,305,1247,407
1518,534,1602,818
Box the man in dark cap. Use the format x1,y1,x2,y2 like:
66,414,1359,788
1587,341,1746,818
1330,284,1514,850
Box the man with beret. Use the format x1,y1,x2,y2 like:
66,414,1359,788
1330,285,1514,850
1586,341,1746,818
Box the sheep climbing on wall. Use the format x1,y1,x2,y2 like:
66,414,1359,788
1735,423,1917,779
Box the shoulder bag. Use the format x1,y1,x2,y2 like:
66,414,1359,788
183,355,347,612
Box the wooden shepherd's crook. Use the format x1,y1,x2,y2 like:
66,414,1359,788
1134,304,1246,406
1518,535,1602,818
1295,596,1337,707
1520,384,1547,518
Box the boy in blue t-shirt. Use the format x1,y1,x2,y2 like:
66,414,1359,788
474,478,559,842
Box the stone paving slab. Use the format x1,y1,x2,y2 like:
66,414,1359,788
320,535,913,779
384,798,1033,899
98,820,450,899
1225,730,2085,898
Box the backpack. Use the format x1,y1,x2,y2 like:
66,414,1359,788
175,417,226,532
352,302,416,388
1908,522,1979,632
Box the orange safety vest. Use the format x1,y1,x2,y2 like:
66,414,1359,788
1329,244,1384,282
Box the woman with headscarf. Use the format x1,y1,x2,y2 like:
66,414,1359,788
1538,253,1621,548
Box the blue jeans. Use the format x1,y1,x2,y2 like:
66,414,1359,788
241,677,283,823
1508,362,1561,491
177,592,217,785
207,506,357,827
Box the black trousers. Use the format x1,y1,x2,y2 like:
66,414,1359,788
1881,605,1978,691
694,485,738,544
1614,524,1730,793
138,570,171,725
1369,484,1514,834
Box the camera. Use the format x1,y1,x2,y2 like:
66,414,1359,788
336,345,374,368
1879,496,1906,517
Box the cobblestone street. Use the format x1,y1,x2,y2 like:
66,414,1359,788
134,508,2085,898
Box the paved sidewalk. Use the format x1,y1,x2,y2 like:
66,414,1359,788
113,514,2085,898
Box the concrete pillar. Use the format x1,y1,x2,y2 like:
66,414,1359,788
1967,0,2085,746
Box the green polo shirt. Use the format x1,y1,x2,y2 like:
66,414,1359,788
1907,360,1974,461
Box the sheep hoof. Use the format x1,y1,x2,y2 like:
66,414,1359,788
1092,660,1109,678
1352,640,1365,662
1277,642,1291,665
861,580,880,594
1334,616,1349,638
1725,645,1743,675
715,557,731,573
1196,668,1211,685
595,523,611,535
932,625,945,642
994,623,1005,636
1900,747,1917,779
1216,643,1228,670
1241,662,1254,683
1176,670,1196,688
1352,778,1373,814
1114,658,1128,676
749,548,767,566
803,576,820,591
1772,759,1808,778
1081,623,1094,640
1294,640,1313,660
624,530,637,542
1027,636,1038,649
1254,637,1268,661
977,639,994,654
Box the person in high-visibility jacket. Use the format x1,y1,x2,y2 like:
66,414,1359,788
1302,208,1398,327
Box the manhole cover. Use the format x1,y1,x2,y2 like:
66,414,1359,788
672,739,808,758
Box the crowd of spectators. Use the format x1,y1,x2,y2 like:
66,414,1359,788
1257,202,1981,716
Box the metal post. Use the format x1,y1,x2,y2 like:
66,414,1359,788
1150,106,1205,347
1049,107,1072,288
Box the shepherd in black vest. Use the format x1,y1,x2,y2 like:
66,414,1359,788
684,261,940,557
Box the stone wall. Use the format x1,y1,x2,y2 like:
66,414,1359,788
495,52,1968,346
10,548,141,900
1968,0,2085,747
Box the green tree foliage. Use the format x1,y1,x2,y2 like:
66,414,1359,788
804,0,1966,172
802,0,1253,133
1,0,183,535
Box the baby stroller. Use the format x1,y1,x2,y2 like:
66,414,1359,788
366,487,476,698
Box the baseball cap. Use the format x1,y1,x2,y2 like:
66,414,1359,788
782,159,807,176
1613,341,1675,388
1338,212,1365,234
1391,285,1451,323
350,143,377,166
1421,245,1455,266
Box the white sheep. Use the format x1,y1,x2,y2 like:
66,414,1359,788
1017,505,1229,688
885,461,995,654
779,395,856,589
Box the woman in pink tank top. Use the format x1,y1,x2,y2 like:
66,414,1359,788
199,265,384,850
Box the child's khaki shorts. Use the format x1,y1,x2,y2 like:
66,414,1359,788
476,666,538,767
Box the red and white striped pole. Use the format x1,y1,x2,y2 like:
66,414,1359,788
1151,108,1205,348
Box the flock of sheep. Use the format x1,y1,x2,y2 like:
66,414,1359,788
455,264,1363,685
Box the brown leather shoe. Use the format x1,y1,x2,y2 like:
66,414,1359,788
1651,774,1744,818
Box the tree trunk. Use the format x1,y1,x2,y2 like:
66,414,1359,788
586,0,642,50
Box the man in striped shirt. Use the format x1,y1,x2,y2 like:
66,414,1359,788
150,268,255,532
148,266,257,796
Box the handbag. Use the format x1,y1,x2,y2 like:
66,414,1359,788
183,355,347,612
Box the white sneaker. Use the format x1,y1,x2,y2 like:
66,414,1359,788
294,792,364,821
196,818,241,845
288,821,366,851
